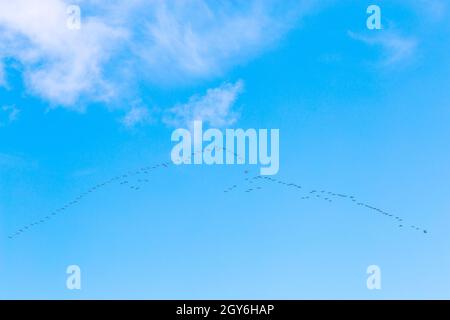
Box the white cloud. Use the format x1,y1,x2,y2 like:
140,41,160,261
0,0,125,107
0,0,127,107
0,60,5,86
135,1,306,83
121,105,151,128
1,105,20,126
164,80,244,128
0,0,313,108
412,0,447,21
348,31,418,66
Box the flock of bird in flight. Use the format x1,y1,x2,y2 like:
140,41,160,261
224,174,428,234
8,146,428,239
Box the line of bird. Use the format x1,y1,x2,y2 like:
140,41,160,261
7,160,173,239
223,173,428,234
8,146,428,239
7,147,221,239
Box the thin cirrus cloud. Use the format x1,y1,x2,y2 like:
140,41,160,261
0,0,313,109
0,105,20,126
348,31,418,66
121,105,152,128
0,0,127,108
134,0,309,83
164,80,244,128
0,60,5,86
413,0,447,21
346,0,448,67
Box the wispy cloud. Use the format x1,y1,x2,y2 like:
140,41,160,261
164,80,244,128
135,1,307,83
121,105,151,128
0,0,314,108
0,60,5,86
348,31,418,66
1,105,20,126
0,0,127,107
413,0,447,21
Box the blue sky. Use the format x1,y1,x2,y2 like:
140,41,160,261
1,0,450,299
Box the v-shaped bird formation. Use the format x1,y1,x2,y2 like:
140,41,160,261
8,146,428,239
223,172,428,234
